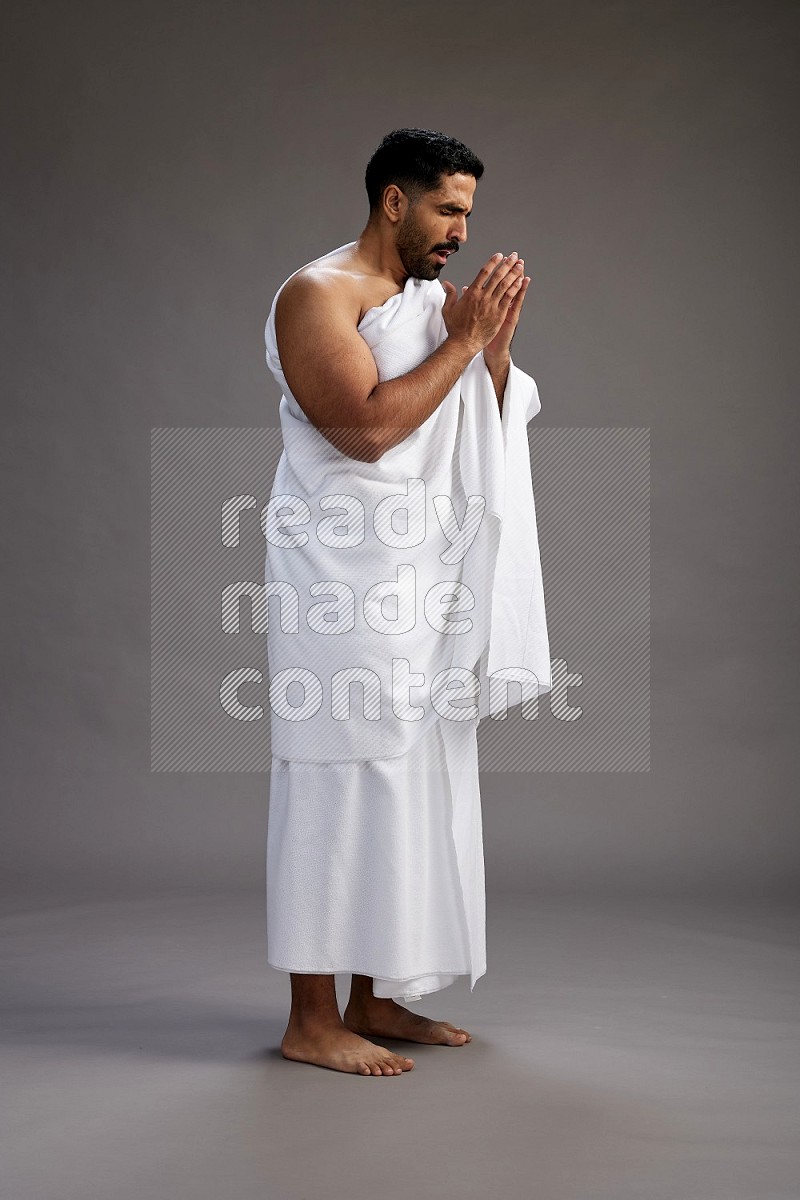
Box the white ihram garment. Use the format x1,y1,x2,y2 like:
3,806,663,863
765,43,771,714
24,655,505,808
263,243,550,1001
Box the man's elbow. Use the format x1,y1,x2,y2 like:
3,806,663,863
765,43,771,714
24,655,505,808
359,433,385,463
353,405,386,462
321,426,384,463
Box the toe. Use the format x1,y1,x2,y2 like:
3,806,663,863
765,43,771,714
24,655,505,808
442,1022,472,1043
439,1024,467,1045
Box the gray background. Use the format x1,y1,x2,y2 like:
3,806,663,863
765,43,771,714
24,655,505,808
3,5,799,1199
3,0,798,903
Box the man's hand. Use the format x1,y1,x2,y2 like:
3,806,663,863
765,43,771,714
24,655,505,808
481,253,530,362
441,252,526,356
274,265,501,463
443,251,531,411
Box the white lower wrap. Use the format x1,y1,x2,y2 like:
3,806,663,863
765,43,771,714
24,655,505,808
263,241,550,998
266,710,485,1000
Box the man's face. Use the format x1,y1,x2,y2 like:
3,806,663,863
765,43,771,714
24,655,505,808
395,172,476,281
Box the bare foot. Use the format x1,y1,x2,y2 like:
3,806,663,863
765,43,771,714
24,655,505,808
281,1017,415,1075
343,996,473,1046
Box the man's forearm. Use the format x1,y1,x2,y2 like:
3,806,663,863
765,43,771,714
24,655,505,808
364,337,478,460
483,350,511,416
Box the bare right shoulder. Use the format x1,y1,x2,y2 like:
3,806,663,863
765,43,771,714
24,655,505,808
275,265,360,326
273,268,380,460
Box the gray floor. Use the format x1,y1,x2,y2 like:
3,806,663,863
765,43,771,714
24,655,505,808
2,891,798,1200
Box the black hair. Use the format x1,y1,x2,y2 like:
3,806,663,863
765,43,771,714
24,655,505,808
365,128,484,214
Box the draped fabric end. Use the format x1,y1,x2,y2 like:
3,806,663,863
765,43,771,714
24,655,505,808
263,243,550,1000
263,246,551,764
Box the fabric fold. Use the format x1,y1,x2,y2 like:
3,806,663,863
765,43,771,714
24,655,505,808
263,243,550,764
263,243,550,1001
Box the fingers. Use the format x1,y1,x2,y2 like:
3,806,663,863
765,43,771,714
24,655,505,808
489,253,525,300
442,280,462,316
512,275,531,306
501,275,531,323
453,254,530,349
501,288,530,359
467,252,527,296
495,276,525,316
499,271,525,307
471,252,505,289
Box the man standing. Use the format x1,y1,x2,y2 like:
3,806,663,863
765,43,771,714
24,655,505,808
263,128,549,1075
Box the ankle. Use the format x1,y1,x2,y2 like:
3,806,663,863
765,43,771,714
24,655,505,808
286,1008,344,1034
346,992,392,1012
347,973,375,997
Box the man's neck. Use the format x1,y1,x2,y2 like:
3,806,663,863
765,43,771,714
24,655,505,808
354,222,408,288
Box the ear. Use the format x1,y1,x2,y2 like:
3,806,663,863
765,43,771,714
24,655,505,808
381,183,407,225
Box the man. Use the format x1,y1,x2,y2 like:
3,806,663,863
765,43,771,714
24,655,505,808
263,128,549,1076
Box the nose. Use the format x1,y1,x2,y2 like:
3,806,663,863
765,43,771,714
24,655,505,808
449,217,467,246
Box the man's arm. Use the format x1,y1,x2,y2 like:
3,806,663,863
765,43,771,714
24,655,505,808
477,255,531,416
483,350,511,415
274,255,524,463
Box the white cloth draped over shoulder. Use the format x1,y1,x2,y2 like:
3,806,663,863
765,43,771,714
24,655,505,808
263,243,551,1002
263,242,551,765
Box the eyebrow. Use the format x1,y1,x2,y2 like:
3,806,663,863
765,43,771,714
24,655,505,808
439,202,472,216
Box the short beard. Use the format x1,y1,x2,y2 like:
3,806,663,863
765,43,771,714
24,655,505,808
395,207,443,281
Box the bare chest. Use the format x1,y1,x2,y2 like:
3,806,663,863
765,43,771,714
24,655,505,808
356,280,404,325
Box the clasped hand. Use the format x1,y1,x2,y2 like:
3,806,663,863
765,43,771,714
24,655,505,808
441,251,531,360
